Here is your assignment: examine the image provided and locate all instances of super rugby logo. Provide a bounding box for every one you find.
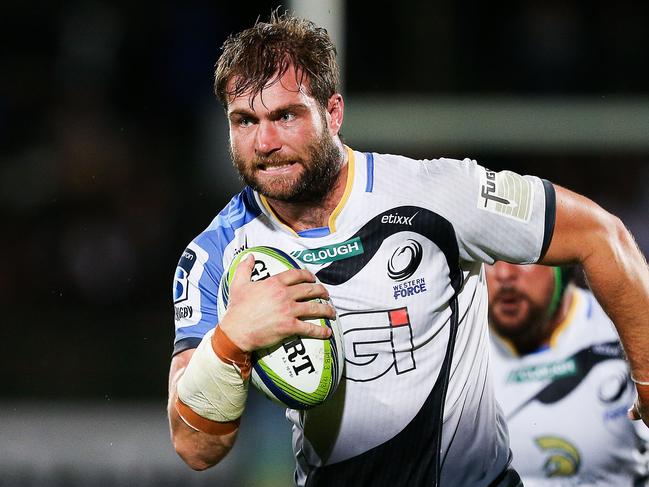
[174,249,196,303]
[388,239,423,281]
[173,245,207,327]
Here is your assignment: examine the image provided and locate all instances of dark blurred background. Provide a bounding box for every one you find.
[1,1,648,485]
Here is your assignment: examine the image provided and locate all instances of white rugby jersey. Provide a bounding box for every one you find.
[173,147,555,486]
[490,287,649,486]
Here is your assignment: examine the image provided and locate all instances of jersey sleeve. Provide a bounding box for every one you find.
[172,238,224,356]
[426,158,555,265]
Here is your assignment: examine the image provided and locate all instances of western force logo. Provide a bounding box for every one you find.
[388,239,423,281]
[174,249,196,303]
[535,436,581,477]
[598,372,628,403]
[393,278,427,300]
[477,168,534,223]
[291,237,364,265]
[381,211,419,226]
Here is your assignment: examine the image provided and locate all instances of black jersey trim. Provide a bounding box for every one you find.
[539,179,556,261]
[172,336,202,356]
[316,206,463,294]
[304,297,461,487]
[488,466,523,487]
[506,340,625,420]
[306,210,463,486]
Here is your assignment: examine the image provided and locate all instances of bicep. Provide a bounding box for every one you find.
[539,184,617,266]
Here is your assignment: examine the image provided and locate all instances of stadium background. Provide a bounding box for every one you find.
[1,1,648,485]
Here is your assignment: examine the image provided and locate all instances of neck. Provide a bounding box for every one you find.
[512,285,575,355]
[265,141,348,233]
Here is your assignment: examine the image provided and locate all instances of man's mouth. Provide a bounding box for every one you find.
[495,292,525,313]
[258,161,296,172]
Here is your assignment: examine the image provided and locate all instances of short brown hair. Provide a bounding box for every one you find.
[214,11,339,109]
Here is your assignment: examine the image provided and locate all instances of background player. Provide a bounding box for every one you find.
[487,263,649,485]
[168,12,649,486]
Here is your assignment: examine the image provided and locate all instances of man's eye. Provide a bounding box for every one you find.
[280,112,295,122]
[239,118,252,127]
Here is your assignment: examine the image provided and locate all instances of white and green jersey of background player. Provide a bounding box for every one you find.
[173,146,556,486]
[491,286,649,486]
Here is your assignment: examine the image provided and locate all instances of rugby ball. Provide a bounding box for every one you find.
[218,246,344,410]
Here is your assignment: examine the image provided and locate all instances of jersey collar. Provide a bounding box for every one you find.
[258,145,356,238]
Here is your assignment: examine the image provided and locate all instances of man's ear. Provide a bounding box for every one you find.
[326,94,344,136]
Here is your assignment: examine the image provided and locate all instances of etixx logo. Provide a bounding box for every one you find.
[381,211,419,226]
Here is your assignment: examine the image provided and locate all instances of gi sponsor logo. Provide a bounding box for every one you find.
[381,211,419,226]
[291,237,364,265]
[535,436,581,477]
[387,239,423,281]
[506,359,576,383]
[340,307,416,382]
[477,168,534,223]
[174,249,196,303]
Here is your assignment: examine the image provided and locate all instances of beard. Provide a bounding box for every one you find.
[230,129,342,205]
[488,289,550,342]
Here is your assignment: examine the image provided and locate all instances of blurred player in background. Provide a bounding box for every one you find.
[487,262,649,486]
[167,11,649,487]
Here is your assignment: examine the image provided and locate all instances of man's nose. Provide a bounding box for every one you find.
[255,121,281,156]
[492,261,519,283]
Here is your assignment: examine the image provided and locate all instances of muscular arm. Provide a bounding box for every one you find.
[167,256,334,470]
[540,185,649,422]
[168,349,238,470]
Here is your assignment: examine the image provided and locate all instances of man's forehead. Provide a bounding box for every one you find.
[226,68,314,111]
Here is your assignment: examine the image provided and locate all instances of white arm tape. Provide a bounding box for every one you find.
[176,329,249,423]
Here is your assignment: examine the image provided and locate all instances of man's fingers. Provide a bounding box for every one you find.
[231,254,256,287]
[275,268,316,286]
[627,404,642,421]
[628,400,642,420]
[293,300,337,320]
[288,282,330,301]
[294,320,333,340]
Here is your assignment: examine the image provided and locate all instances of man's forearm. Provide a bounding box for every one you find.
[580,215,649,380]
[540,185,649,423]
[168,390,237,470]
[168,348,239,470]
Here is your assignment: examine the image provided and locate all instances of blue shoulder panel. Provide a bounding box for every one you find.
[173,187,262,355]
[365,152,375,193]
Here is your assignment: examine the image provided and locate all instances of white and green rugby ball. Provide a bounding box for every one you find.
[218,246,344,410]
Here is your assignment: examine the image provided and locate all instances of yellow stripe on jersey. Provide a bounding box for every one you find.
[328,146,355,233]
[549,288,580,348]
[259,194,300,236]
